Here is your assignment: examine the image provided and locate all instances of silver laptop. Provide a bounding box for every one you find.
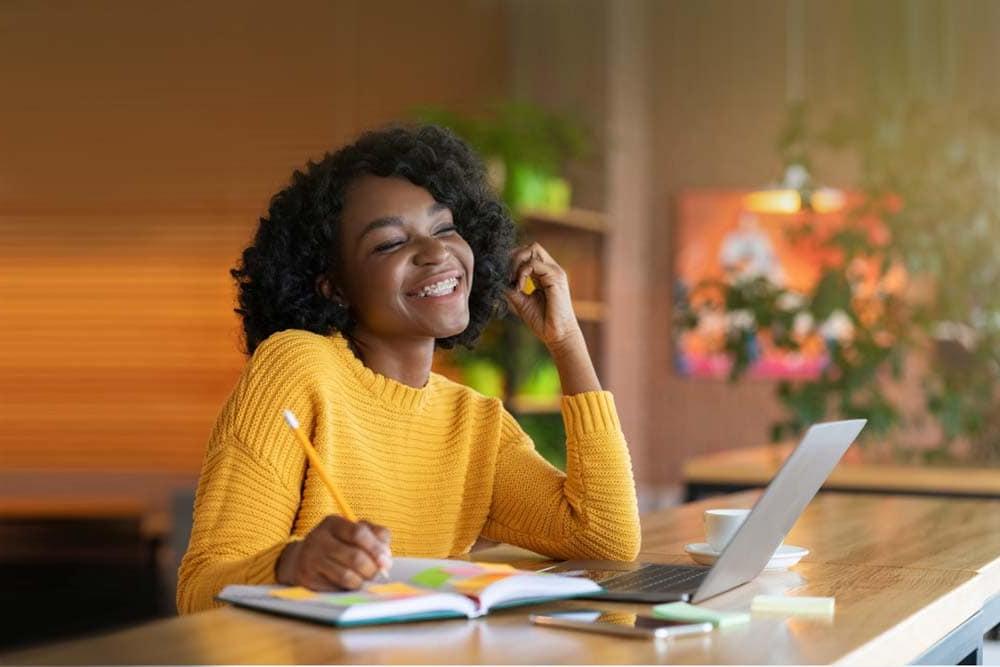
[550,419,866,603]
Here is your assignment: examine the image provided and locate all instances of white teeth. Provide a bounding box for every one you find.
[416,276,459,297]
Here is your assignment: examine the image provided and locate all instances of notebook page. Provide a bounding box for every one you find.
[384,558,601,614]
[218,584,477,625]
[476,573,602,613]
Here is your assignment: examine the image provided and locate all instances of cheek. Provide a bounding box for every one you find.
[352,261,406,311]
[380,261,411,300]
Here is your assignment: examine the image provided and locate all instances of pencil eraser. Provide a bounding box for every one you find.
[750,595,835,616]
[652,601,750,628]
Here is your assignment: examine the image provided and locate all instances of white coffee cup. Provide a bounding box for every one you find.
[704,508,752,553]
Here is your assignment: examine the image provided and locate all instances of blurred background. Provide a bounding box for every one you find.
[3,0,1000,652]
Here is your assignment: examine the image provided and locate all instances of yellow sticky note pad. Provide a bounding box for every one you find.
[751,595,835,616]
[475,562,517,573]
[367,582,427,598]
[452,573,513,594]
[270,587,318,601]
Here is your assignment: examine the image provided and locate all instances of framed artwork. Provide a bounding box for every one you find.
[673,189,859,380]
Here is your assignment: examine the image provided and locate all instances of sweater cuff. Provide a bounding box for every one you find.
[243,537,302,586]
[561,391,622,437]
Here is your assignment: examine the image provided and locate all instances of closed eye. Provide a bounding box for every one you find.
[374,225,457,253]
[374,239,404,253]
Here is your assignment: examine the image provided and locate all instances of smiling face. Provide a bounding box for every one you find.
[326,175,475,342]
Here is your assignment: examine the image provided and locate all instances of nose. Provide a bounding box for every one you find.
[413,235,450,265]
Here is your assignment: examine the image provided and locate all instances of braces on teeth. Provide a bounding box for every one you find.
[417,277,458,297]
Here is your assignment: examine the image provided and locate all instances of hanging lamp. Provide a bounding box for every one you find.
[745,0,845,216]
[744,164,846,214]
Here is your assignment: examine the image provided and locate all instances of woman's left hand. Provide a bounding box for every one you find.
[505,242,582,351]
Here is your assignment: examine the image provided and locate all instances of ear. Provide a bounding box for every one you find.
[315,274,347,307]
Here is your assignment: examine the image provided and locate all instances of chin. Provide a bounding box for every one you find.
[439,323,470,340]
[435,316,470,340]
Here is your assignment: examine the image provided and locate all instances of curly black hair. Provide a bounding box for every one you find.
[231,124,517,356]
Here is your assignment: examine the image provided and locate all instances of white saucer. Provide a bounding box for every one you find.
[684,543,809,570]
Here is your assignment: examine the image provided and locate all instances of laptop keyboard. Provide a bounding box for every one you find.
[602,564,710,593]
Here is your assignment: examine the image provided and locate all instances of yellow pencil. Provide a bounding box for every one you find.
[282,409,390,580]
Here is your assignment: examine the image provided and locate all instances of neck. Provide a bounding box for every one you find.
[347,328,435,389]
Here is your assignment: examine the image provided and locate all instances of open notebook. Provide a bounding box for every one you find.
[217,557,602,627]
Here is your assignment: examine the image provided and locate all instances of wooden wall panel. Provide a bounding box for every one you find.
[1,213,250,471]
[1,1,508,473]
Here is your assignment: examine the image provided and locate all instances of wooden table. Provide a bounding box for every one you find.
[683,444,1000,501]
[5,492,1000,665]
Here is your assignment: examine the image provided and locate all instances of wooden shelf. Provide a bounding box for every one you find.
[508,395,562,415]
[520,208,607,234]
[506,207,606,421]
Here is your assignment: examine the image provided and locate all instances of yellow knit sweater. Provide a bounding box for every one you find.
[176,329,641,614]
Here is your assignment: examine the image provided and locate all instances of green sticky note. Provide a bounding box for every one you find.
[652,601,749,628]
[410,567,451,588]
[320,594,373,606]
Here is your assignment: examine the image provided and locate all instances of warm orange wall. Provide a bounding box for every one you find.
[1,1,508,471]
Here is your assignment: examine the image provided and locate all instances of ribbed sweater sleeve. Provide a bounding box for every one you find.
[176,334,313,614]
[482,390,641,561]
[175,436,302,614]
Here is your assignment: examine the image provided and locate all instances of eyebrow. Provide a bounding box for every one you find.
[358,202,450,240]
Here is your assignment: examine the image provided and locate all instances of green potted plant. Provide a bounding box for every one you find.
[413,102,591,468]
[678,101,1000,463]
[414,101,588,216]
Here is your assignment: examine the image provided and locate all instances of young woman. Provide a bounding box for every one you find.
[177,125,640,614]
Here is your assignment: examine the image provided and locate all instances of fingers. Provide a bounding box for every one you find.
[308,551,366,591]
[295,531,367,591]
[502,288,528,321]
[509,241,556,269]
[504,242,580,347]
[358,520,393,572]
[327,516,393,570]
[326,542,380,583]
[361,520,393,550]
[297,516,393,591]
[508,243,564,293]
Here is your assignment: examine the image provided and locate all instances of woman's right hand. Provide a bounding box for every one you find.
[276,515,392,590]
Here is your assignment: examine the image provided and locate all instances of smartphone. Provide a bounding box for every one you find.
[529,609,713,639]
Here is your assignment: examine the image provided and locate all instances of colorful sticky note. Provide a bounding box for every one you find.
[410,567,452,588]
[451,573,513,595]
[318,594,374,606]
[270,587,319,601]
[367,582,428,599]
[751,595,835,616]
[653,601,750,628]
[474,562,517,573]
[443,565,488,577]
